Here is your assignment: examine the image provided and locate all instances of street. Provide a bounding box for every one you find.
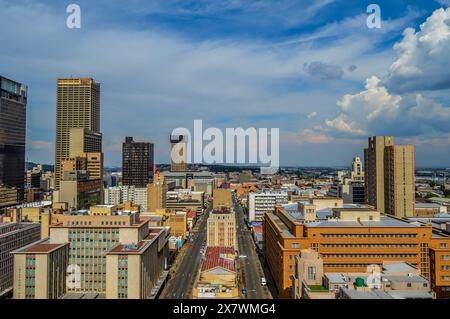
[160,204,211,299]
[234,196,272,299]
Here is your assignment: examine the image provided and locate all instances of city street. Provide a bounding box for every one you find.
[160,203,211,299]
[234,196,272,299]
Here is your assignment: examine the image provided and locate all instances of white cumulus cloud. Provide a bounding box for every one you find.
[386,8,450,92]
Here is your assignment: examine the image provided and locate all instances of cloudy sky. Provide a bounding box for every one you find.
[1,0,450,167]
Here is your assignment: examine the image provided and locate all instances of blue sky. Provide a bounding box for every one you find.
[1,0,450,167]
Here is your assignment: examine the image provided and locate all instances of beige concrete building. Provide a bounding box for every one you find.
[207,209,236,248]
[49,212,150,294]
[384,145,415,217]
[13,240,69,299]
[170,135,187,172]
[213,188,232,209]
[166,189,204,215]
[193,247,238,299]
[147,174,167,212]
[55,78,101,190]
[0,222,41,297]
[364,136,395,213]
[364,136,415,217]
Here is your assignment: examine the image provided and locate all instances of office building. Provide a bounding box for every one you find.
[104,185,147,212]
[147,174,167,212]
[47,212,168,297]
[0,76,27,199]
[161,171,214,196]
[213,188,232,209]
[247,191,288,223]
[12,240,69,299]
[55,78,101,190]
[164,212,188,239]
[207,209,236,248]
[0,222,41,297]
[384,145,415,217]
[0,186,18,209]
[170,135,187,172]
[166,189,204,215]
[264,203,450,298]
[122,137,154,187]
[59,171,102,210]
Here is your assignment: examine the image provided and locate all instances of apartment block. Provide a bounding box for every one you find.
[0,222,41,297]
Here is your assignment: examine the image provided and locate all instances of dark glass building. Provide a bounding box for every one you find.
[0,76,27,200]
[122,137,154,187]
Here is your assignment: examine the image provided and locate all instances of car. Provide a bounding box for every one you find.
[261,277,267,286]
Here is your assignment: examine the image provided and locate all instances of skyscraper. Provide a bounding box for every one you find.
[122,137,154,187]
[170,135,187,172]
[384,145,415,217]
[364,136,415,216]
[0,76,27,200]
[364,136,395,214]
[54,78,101,190]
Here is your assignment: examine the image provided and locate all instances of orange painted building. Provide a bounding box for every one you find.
[264,205,450,298]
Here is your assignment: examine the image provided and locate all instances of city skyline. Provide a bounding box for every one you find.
[1,1,450,168]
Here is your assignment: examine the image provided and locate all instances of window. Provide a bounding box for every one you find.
[307,266,316,281]
[292,243,300,249]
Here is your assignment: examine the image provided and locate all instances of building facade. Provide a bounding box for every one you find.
[207,209,236,248]
[55,78,101,190]
[122,137,154,188]
[13,240,69,299]
[264,205,450,298]
[0,76,27,200]
[0,222,41,297]
[170,135,187,172]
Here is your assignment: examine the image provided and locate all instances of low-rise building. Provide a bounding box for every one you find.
[193,247,238,299]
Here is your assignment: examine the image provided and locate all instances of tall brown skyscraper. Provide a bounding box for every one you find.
[384,145,415,217]
[122,137,154,187]
[147,174,167,212]
[170,135,187,172]
[54,78,101,190]
[364,136,415,217]
[0,76,27,200]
